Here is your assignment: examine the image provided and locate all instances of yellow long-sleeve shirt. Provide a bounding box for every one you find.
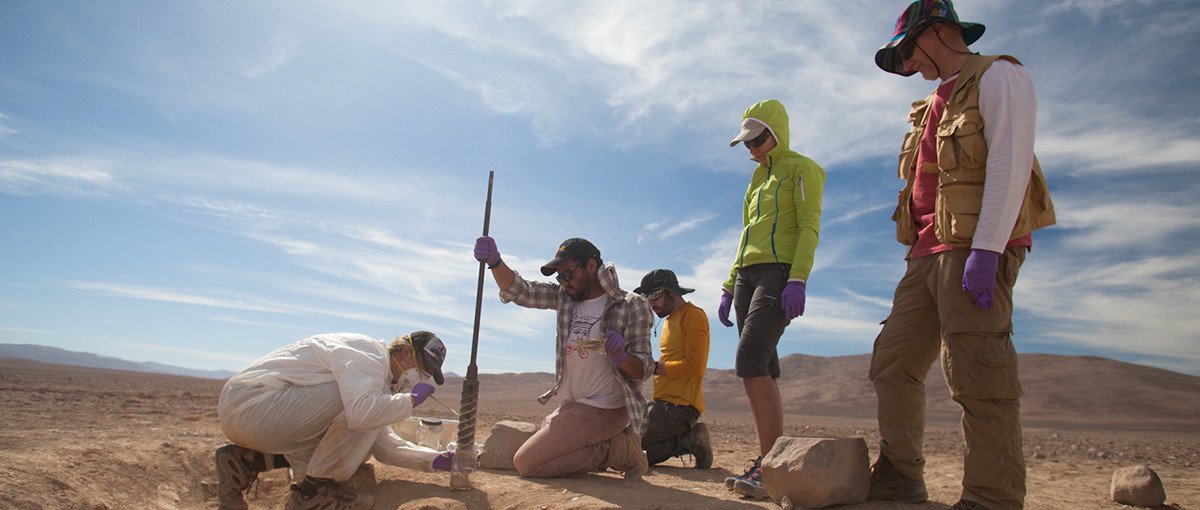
[653,301,709,413]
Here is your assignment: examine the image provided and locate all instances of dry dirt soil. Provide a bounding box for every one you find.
[1,356,1197,510]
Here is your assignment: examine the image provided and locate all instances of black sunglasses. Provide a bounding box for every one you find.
[896,25,929,62]
[744,129,772,149]
[555,261,585,283]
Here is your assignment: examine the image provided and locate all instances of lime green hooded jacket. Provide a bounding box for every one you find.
[723,99,825,291]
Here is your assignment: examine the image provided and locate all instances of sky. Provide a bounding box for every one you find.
[2,1,1199,378]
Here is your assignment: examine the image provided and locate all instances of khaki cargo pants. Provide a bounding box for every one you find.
[870,247,1028,510]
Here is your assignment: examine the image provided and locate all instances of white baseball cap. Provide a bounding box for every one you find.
[729,118,768,147]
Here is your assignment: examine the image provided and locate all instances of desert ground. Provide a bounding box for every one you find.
[1,355,1197,510]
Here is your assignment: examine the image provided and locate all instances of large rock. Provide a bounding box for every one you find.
[760,437,869,508]
[478,421,537,470]
[1110,465,1166,507]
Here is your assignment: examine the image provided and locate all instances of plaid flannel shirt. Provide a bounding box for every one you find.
[499,262,654,435]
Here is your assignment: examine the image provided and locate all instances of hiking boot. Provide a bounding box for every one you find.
[724,456,761,490]
[215,444,260,510]
[867,453,928,503]
[284,478,374,510]
[687,423,713,470]
[732,465,770,500]
[948,500,989,510]
[605,428,649,481]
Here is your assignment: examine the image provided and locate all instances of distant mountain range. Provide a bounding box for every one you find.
[697,353,1200,431]
[0,343,235,380]
[4,343,1199,432]
[0,343,459,381]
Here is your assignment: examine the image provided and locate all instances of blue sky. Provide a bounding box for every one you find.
[2,1,1198,377]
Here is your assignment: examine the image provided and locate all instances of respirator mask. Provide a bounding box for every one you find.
[390,366,427,394]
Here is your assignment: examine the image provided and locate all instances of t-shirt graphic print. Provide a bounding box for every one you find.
[560,294,624,409]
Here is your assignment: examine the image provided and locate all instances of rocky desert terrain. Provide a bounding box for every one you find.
[1,354,1197,509]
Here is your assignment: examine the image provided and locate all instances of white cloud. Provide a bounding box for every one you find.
[203,314,316,332]
[243,31,299,79]
[689,226,742,298]
[334,1,925,163]
[658,213,717,240]
[1038,128,1200,173]
[68,280,444,329]
[0,112,16,137]
[0,158,119,197]
[825,202,893,227]
[1052,198,1200,250]
[1018,252,1200,365]
[145,155,431,202]
[639,213,717,244]
[1045,0,1154,24]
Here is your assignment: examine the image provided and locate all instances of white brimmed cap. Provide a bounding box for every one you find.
[729,118,768,147]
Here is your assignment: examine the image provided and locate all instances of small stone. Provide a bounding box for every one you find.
[781,495,794,510]
[760,437,869,507]
[1110,465,1166,507]
[478,421,537,471]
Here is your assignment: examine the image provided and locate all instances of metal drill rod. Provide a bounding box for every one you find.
[450,170,493,491]
[428,394,459,416]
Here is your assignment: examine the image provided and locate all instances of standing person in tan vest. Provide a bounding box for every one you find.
[869,1,1055,510]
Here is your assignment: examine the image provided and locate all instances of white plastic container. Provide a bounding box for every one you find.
[393,416,459,449]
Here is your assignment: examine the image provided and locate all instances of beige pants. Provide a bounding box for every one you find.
[512,401,629,478]
[870,247,1027,510]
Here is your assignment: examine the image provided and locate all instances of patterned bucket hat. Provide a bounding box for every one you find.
[875,0,985,76]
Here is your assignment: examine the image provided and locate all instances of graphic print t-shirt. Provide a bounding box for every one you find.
[560,294,624,409]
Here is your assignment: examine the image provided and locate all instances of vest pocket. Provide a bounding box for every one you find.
[936,112,987,171]
[896,130,920,180]
[893,187,917,245]
[935,184,981,246]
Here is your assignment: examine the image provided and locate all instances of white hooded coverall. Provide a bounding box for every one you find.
[217,333,439,480]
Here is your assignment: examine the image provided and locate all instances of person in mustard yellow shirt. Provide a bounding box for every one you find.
[634,269,713,469]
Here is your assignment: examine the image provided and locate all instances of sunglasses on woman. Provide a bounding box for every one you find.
[744,129,772,149]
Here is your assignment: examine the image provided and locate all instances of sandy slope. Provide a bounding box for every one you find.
[1,357,1197,509]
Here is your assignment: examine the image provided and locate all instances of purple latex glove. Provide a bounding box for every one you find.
[432,451,454,471]
[717,289,734,328]
[474,236,501,266]
[411,383,435,407]
[780,280,807,320]
[962,249,1000,310]
[604,330,627,364]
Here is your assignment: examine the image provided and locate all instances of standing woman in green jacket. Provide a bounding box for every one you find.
[718,99,825,499]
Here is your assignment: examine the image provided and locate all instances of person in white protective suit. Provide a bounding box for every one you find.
[214,331,453,510]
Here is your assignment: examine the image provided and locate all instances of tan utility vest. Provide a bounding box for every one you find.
[893,54,1056,247]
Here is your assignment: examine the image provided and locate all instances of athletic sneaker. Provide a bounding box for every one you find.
[283,478,374,510]
[688,423,713,470]
[733,464,770,500]
[215,444,260,510]
[724,456,761,490]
